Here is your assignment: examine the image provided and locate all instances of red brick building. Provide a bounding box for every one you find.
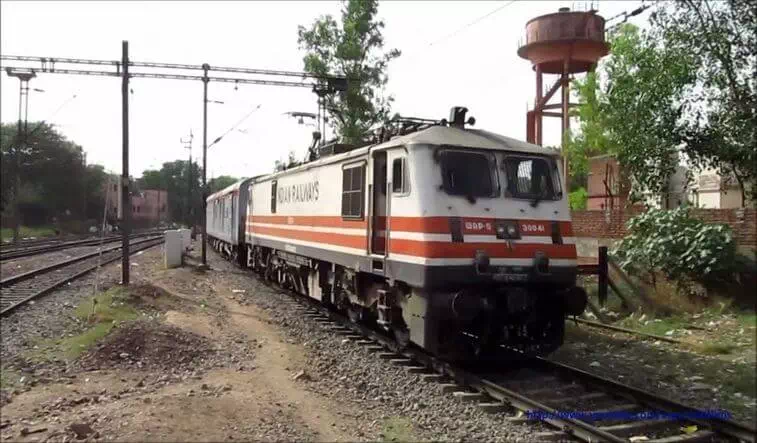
[586,154,630,210]
[131,190,168,226]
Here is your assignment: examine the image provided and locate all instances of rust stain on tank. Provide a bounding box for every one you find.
[517,9,609,74]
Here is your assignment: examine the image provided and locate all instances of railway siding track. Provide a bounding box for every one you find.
[216,250,756,443]
[0,230,162,262]
[0,236,163,316]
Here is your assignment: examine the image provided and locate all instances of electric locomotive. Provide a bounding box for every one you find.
[207,107,587,361]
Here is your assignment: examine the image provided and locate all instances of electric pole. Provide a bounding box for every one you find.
[181,130,194,229]
[5,68,36,244]
[201,64,209,268]
[120,41,131,285]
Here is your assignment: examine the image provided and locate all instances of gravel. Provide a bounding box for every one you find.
[0,245,164,369]
[205,251,542,442]
[0,242,123,280]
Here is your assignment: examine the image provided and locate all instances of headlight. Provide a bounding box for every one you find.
[495,221,520,239]
[506,224,518,237]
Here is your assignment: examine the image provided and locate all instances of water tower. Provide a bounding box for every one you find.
[518,7,609,153]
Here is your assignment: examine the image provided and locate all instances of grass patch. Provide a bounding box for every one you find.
[695,343,738,355]
[736,313,757,329]
[0,225,57,242]
[381,416,415,442]
[617,314,689,337]
[0,368,22,390]
[26,287,139,362]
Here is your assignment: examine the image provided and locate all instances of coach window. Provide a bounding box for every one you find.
[271,181,277,214]
[342,164,365,219]
[392,157,409,195]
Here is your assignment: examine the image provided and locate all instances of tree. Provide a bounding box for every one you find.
[566,24,698,205]
[208,175,240,193]
[298,0,400,145]
[1,122,90,224]
[651,0,757,206]
[274,151,302,172]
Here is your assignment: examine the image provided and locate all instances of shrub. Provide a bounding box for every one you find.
[612,207,738,292]
[569,187,588,210]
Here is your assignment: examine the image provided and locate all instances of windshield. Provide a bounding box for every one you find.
[503,156,559,200]
[439,150,496,199]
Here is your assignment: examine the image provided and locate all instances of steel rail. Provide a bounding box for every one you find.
[0,231,160,261]
[0,237,163,316]
[534,358,756,443]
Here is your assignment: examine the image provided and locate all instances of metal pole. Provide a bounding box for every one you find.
[13,79,23,244]
[6,70,35,243]
[201,63,209,267]
[535,64,543,146]
[121,40,131,285]
[187,150,191,225]
[562,58,571,180]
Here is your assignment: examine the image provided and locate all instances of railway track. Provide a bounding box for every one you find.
[210,250,756,443]
[0,236,164,316]
[0,230,162,261]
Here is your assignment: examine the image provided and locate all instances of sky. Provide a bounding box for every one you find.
[0,0,650,181]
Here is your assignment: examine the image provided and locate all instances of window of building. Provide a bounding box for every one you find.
[271,181,277,214]
[392,157,408,194]
[341,164,364,219]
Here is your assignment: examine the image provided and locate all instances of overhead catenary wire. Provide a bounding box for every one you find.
[208,103,262,149]
[398,0,516,64]
[605,0,656,33]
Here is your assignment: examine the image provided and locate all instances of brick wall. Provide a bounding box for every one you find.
[571,208,757,247]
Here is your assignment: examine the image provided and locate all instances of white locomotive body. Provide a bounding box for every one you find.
[207,109,587,360]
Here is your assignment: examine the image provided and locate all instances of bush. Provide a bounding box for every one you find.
[612,207,738,291]
[569,187,588,210]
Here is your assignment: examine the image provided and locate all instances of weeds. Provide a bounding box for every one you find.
[26,287,139,363]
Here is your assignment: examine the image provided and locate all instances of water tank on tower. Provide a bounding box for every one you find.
[518,7,609,156]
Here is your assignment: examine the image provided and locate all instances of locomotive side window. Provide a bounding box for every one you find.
[503,156,559,201]
[439,150,496,199]
[342,164,364,219]
[392,158,408,194]
[271,181,277,214]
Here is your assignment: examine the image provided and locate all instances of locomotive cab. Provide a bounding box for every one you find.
[368,127,585,359]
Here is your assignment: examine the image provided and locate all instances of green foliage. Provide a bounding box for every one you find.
[298,0,400,144]
[274,151,302,172]
[612,207,738,291]
[651,0,757,206]
[568,25,697,203]
[569,2,757,207]
[0,225,57,242]
[208,175,240,194]
[1,122,105,226]
[568,187,588,210]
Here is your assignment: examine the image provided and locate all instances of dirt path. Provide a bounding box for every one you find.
[1,257,361,442]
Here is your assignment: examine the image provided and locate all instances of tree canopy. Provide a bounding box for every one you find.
[1,122,103,225]
[208,175,240,193]
[298,0,400,145]
[567,1,756,206]
[565,24,697,204]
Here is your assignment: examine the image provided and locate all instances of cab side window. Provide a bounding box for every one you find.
[391,157,408,194]
[342,164,365,219]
